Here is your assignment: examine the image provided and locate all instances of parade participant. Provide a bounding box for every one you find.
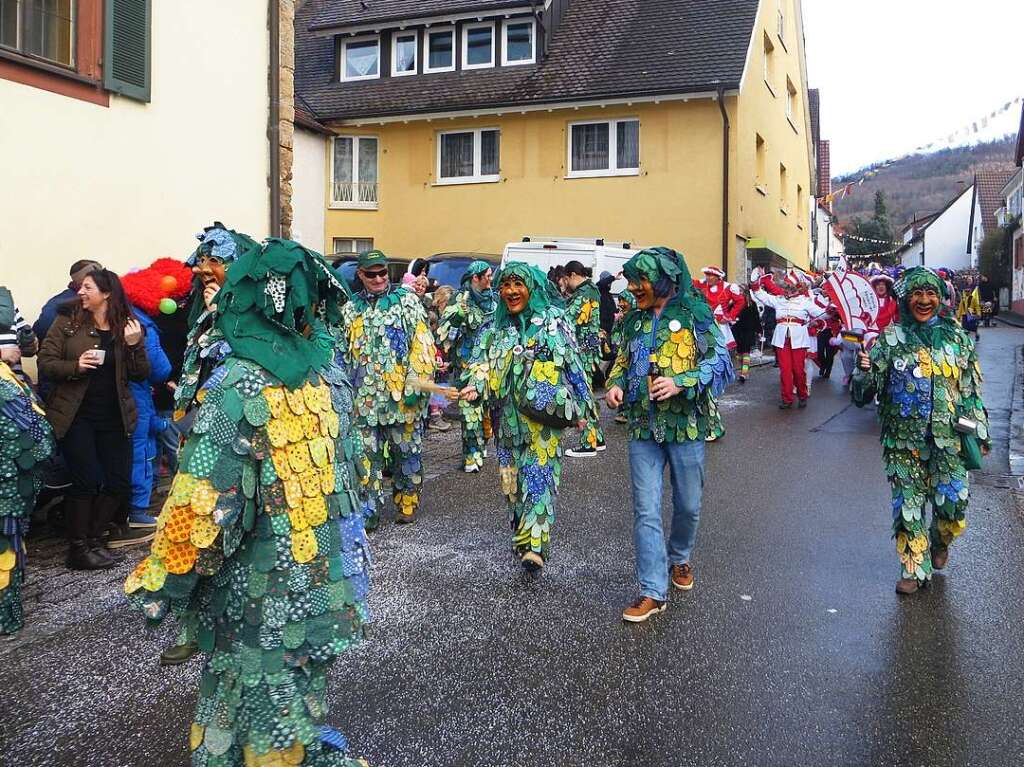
[157,224,259,668]
[852,267,989,595]
[126,238,372,766]
[957,284,981,342]
[0,361,55,635]
[340,249,437,526]
[815,306,842,380]
[732,287,762,383]
[563,261,605,458]
[870,273,899,333]
[436,260,496,473]
[605,247,733,623]
[38,270,151,570]
[751,269,826,409]
[609,291,636,422]
[460,262,596,574]
[694,266,746,352]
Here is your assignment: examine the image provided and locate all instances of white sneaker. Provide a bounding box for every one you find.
[464,464,480,473]
[565,446,598,458]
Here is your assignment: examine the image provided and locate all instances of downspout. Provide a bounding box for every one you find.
[269,0,282,237]
[716,84,730,277]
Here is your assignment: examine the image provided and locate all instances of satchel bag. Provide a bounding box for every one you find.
[514,351,582,430]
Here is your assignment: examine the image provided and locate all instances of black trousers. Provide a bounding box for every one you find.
[60,417,132,501]
[817,330,838,378]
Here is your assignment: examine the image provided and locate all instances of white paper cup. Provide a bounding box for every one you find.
[91,349,107,365]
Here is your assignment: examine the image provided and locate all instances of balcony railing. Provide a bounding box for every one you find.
[332,181,378,207]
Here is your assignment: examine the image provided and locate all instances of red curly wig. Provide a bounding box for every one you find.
[121,258,194,317]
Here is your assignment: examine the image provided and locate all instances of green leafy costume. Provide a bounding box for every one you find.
[852,267,989,584]
[127,238,371,767]
[339,280,436,524]
[607,248,734,442]
[566,280,605,450]
[0,362,55,635]
[468,262,597,559]
[436,266,496,471]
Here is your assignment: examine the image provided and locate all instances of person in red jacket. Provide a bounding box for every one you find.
[870,273,899,333]
[694,266,746,351]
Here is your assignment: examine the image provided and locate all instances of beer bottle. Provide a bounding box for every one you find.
[648,353,660,401]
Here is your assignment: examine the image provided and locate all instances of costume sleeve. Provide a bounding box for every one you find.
[465,326,492,396]
[402,298,437,399]
[125,367,255,625]
[751,286,783,310]
[724,285,746,323]
[435,300,464,357]
[673,319,735,398]
[556,314,598,422]
[960,338,990,449]
[851,335,890,407]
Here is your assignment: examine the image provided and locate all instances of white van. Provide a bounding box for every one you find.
[501,236,643,294]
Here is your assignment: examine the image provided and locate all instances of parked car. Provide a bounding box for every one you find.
[408,252,501,288]
[501,237,642,294]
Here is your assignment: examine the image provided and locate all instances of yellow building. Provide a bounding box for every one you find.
[296,0,816,279]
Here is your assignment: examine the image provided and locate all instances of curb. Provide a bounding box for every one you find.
[1011,345,1024,476]
[995,315,1024,329]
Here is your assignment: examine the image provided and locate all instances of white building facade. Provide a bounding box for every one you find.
[898,185,976,271]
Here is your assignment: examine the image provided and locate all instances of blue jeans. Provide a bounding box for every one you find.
[629,439,705,601]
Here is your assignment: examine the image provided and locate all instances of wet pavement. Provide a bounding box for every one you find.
[2,328,1023,767]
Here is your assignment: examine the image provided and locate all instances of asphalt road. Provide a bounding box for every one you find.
[2,328,1023,767]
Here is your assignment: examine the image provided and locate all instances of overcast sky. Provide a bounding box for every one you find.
[802,0,1024,177]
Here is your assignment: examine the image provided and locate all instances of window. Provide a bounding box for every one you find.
[424,28,455,73]
[755,134,767,191]
[568,119,640,178]
[333,238,374,256]
[437,128,500,184]
[502,18,535,65]
[0,0,75,66]
[796,184,803,226]
[777,1,786,42]
[779,164,789,213]
[462,22,494,69]
[332,136,379,208]
[392,31,417,76]
[786,77,798,123]
[763,33,775,94]
[341,35,380,81]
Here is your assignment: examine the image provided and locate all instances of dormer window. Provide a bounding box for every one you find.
[424,27,455,73]
[341,35,380,81]
[502,19,536,66]
[462,22,495,69]
[392,31,417,76]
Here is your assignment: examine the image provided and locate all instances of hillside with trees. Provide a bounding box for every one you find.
[831,136,1017,230]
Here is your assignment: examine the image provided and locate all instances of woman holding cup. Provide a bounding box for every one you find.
[39,269,150,570]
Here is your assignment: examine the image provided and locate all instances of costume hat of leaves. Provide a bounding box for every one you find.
[493,261,564,327]
[622,247,712,327]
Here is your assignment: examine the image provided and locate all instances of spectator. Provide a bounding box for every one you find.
[38,269,151,570]
[32,260,103,341]
[978,275,997,324]
[0,286,36,382]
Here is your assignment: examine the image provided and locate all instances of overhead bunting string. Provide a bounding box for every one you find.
[819,94,1024,203]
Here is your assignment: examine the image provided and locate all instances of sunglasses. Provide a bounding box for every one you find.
[363,270,388,280]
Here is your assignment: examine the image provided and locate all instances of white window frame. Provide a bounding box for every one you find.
[331,135,380,210]
[566,118,640,179]
[391,30,418,77]
[777,2,786,44]
[332,237,374,257]
[462,21,495,70]
[786,77,797,122]
[435,128,501,186]
[423,26,456,74]
[501,18,536,66]
[340,34,381,82]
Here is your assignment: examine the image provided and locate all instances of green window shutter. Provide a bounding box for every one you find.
[104,0,152,102]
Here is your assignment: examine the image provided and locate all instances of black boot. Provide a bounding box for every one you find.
[91,494,127,563]
[67,539,115,570]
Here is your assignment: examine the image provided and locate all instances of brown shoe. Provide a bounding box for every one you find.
[895,578,921,595]
[622,596,666,623]
[521,550,544,572]
[671,563,694,591]
[931,547,949,570]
